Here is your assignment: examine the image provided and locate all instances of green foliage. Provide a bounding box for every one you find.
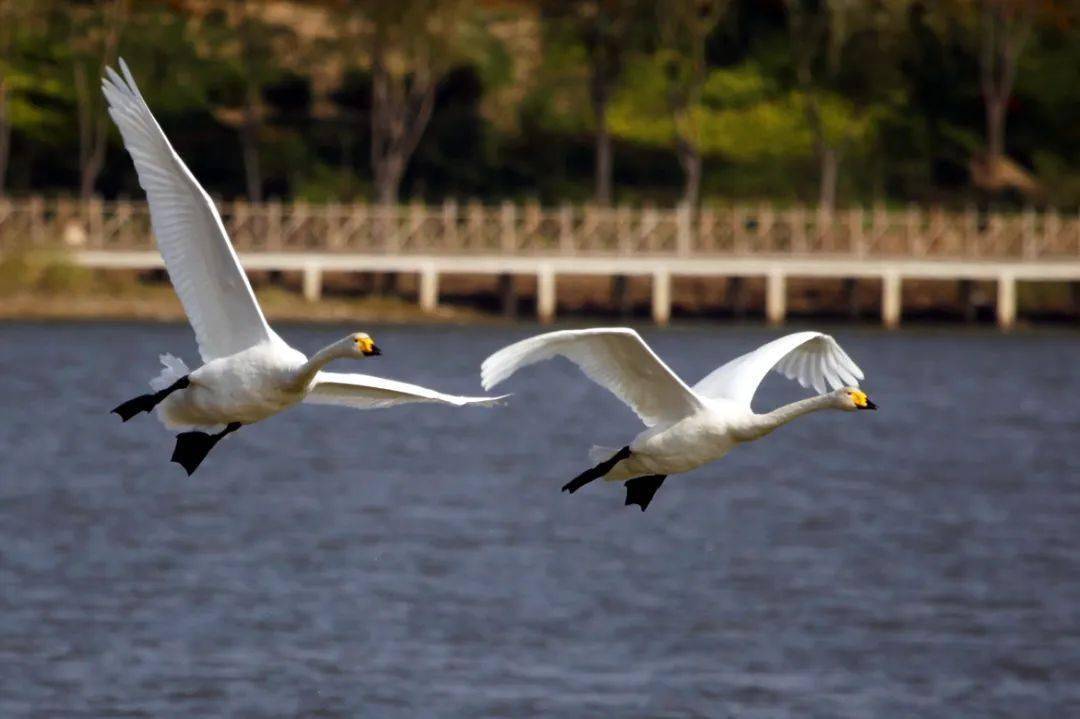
[0,0,1076,206]
[609,58,814,160]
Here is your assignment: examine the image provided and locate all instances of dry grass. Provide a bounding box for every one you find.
[0,248,489,324]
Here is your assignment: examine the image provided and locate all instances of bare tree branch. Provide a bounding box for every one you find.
[73,0,126,199]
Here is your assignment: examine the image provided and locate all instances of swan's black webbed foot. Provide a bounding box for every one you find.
[624,475,666,511]
[562,446,631,493]
[112,376,190,421]
[171,422,241,476]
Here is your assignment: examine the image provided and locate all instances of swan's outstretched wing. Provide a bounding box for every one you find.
[693,331,863,408]
[102,59,279,362]
[305,372,508,410]
[481,328,702,427]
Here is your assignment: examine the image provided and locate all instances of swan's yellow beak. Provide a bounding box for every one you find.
[851,389,876,410]
[356,336,381,356]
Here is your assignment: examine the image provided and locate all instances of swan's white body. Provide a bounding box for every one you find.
[482,328,873,491]
[151,344,308,428]
[103,60,502,437]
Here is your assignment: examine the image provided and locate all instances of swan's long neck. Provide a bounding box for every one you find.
[740,393,837,441]
[291,341,348,390]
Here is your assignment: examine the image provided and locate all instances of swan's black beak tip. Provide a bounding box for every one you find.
[364,345,382,357]
[862,399,877,410]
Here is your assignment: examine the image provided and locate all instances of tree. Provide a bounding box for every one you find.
[183,0,298,202]
[340,0,482,206]
[544,0,642,205]
[233,2,270,202]
[69,0,127,198]
[652,0,728,207]
[783,0,906,211]
[0,0,19,196]
[976,0,1034,187]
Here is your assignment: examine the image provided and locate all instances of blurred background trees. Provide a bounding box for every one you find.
[0,0,1076,207]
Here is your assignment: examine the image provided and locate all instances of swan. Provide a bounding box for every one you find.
[481,328,875,511]
[103,60,504,474]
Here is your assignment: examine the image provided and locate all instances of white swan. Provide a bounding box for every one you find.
[481,328,875,510]
[103,60,504,474]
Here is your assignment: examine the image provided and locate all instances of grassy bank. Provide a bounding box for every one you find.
[0,249,487,325]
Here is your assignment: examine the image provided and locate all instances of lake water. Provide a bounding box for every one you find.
[1,321,1078,717]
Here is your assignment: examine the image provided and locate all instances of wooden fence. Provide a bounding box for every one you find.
[1,197,1078,259]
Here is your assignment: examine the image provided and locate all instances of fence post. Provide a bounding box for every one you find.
[523,199,541,252]
[676,202,692,256]
[1022,206,1037,258]
[501,200,516,253]
[640,202,658,252]
[84,196,103,248]
[617,204,633,254]
[0,197,9,249]
[1042,207,1059,257]
[851,207,865,257]
[907,203,922,256]
[442,199,458,251]
[790,205,806,254]
[559,203,574,254]
[266,200,282,250]
[731,205,746,254]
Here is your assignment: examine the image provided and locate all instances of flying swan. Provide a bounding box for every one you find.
[481,328,875,511]
[103,60,504,474]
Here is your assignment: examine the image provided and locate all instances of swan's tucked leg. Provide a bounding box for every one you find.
[624,475,666,512]
[562,446,631,493]
[171,422,241,476]
[111,376,190,422]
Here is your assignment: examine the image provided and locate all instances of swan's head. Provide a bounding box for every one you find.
[835,387,876,411]
[347,332,381,357]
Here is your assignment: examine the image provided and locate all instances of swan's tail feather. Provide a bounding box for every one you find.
[588,445,618,463]
[147,354,192,429]
[151,353,190,391]
[562,446,631,494]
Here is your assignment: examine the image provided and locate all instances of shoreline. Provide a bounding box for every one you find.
[2,287,1078,332]
[0,287,495,326]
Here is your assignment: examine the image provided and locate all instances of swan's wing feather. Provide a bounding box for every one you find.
[480,327,702,426]
[305,372,508,410]
[693,331,864,408]
[102,59,277,362]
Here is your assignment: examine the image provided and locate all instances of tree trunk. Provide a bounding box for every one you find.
[985,94,1006,163]
[591,74,612,205]
[368,28,434,209]
[593,104,612,206]
[977,0,1032,172]
[72,0,125,200]
[80,153,104,199]
[0,78,9,197]
[240,86,263,202]
[240,126,262,202]
[374,156,403,206]
[74,62,108,200]
[677,139,701,208]
[818,144,838,214]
